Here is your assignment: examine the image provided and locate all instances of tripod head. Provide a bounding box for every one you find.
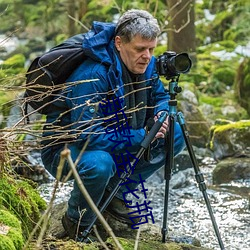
[168,76,182,100]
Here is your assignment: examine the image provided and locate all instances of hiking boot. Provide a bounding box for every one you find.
[105,196,140,225]
[61,213,97,242]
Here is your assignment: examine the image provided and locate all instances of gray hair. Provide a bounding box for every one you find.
[115,9,160,43]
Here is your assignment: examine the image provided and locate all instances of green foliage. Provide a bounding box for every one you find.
[234,57,250,115]
[199,95,224,107]
[1,54,25,69]
[196,0,250,47]
[199,91,248,121]
[0,54,26,84]
[213,67,235,86]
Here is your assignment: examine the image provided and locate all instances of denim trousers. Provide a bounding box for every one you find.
[41,122,185,226]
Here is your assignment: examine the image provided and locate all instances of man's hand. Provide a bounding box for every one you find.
[154,111,169,139]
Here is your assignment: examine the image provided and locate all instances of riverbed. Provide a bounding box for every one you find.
[38,156,250,250]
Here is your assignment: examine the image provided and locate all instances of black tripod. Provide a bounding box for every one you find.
[82,77,225,249]
[161,77,225,249]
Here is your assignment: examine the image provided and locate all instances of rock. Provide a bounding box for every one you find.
[170,168,193,189]
[179,100,211,148]
[209,120,250,160]
[213,157,250,184]
[44,201,212,250]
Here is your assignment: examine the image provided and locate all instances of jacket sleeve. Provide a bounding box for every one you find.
[65,61,146,153]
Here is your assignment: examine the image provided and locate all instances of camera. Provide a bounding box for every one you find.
[156,51,192,79]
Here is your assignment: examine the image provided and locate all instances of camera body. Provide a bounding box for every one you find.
[156,51,192,79]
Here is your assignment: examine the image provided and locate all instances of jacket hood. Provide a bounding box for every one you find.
[82,21,116,65]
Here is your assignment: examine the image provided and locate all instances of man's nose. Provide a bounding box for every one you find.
[142,49,151,59]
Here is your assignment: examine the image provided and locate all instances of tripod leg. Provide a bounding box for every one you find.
[162,114,175,243]
[81,112,168,241]
[177,112,225,250]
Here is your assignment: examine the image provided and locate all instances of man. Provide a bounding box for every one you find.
[41,9,185,241]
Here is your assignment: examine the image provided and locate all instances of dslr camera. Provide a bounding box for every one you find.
[156,51,192,79]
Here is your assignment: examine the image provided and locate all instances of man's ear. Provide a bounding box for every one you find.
[115,36,122,51]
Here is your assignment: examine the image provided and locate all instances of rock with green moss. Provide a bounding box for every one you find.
[209,120,250,160]
[41,202,211,250]
[0,174,47,240]
[0,209,24,250]
[209,119,250,184]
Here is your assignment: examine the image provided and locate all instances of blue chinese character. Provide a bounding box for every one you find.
[112,150,139,177]
[127,201,155,229]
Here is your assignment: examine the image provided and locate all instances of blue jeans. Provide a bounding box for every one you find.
[41,122,185,226]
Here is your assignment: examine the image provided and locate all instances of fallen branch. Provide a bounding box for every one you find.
[61,148,124,250]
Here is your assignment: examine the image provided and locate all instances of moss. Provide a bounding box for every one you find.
[0,174,47,239]
[0,235,16,250]
[7,228,24,249]
[106,237,207,250]
[209,120,250,151]
[213,120,250,133]
[1,54,25,69]
[199,95,224,107]
[0,209,21,229]
[0,209,24,249]
[213,67,235,86]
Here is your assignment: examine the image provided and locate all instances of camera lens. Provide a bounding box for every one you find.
[174,53,192,73]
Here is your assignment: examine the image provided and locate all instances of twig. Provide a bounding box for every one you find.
[93,225,110,250]
[134,225,141,250]
[22,154,65,249]
[68,14,89,31]
[61,148,124,250]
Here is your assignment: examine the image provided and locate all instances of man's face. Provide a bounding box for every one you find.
[115,35,157,74]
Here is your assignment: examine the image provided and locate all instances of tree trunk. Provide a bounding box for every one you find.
[67,0,76,36]
[167,0,196,62]
[78,0,88,20]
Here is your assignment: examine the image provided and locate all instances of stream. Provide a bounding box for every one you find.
[38,155,250,250]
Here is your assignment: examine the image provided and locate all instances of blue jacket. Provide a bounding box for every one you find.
[44,21,170,153]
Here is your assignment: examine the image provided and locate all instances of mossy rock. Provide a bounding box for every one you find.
[0,209,24,250]
[0,174,47,239]
[106,237,210,250]
[209,120,250,160]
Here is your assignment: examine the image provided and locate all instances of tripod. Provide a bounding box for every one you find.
[82,77,225,250]
[161,77,225,249]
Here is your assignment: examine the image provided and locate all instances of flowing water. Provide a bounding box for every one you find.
[38,156,250,250]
